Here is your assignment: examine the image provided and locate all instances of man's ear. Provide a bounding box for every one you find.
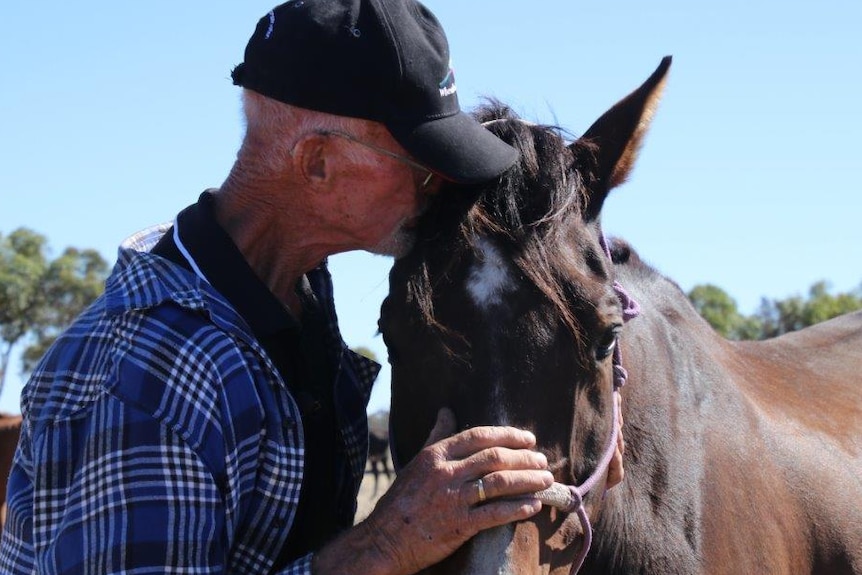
[291,133,330,184]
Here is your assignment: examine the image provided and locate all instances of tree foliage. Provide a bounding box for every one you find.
[352,345,378,363]
[688,284,761,340]
[0,228,109,397]
[688,280,862,340]
[755,281,862,338]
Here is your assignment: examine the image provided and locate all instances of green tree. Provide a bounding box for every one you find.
[690,280,862,341]
[687,284,762,340]
[0,228,109,397]
[352,345,378,363]
[757,281,862,338]
[0,229,49,396]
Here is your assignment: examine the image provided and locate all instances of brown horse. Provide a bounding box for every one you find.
[379,57,862,574]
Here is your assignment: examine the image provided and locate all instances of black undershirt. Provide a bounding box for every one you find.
[150,191,342,563]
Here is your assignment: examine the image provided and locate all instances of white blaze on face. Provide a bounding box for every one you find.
[466,238,515,310]
[462,239,520,572]
[465,237,515,426]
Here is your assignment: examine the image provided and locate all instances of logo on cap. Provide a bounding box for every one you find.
[439,66,457,97]
[265,10,276,39]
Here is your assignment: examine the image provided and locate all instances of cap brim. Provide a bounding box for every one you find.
[389,112,519,185]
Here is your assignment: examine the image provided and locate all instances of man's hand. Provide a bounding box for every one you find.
[313,408,553,575]
[605,392,625,491]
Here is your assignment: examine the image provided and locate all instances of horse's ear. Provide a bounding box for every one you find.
[572,56,671,221]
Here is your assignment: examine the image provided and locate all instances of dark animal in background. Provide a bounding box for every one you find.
[366,430,394,497]
[380,57,862,574]
[0,414,22,529]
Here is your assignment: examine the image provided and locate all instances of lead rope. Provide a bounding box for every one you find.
[535,232,639,574]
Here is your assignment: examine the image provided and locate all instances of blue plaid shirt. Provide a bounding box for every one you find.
[0,224,380,574]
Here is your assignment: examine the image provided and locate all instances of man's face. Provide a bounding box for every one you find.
[370,163,441,257]
[326,129,442,257]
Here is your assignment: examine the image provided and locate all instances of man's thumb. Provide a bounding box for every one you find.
[423,407,457,447]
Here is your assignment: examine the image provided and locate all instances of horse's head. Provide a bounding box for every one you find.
[379,57,670,574]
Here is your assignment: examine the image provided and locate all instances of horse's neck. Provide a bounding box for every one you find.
[615,261,728,381]
[583,263,730,573]
[592,266,862,574]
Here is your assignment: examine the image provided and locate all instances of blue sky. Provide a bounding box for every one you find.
[2,0,860,414]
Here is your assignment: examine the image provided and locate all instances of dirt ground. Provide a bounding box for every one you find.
[355,469,394,523]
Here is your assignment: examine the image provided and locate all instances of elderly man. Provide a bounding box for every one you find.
[0,1,623,574]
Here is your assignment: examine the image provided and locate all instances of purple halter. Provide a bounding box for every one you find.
[387,231,639,574]
[551,232,639,574]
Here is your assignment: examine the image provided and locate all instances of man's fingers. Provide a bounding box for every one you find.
[453,446,548,480]
[439,426,538,460]
[465,470,555,505]
[606,444,624,489]
[605,392,626,490]
[423,407,457,447]
[467,496,544,531]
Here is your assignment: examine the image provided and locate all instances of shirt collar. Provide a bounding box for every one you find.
[174,190,298,338]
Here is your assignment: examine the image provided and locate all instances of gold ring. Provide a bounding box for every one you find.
[476,478,486,503]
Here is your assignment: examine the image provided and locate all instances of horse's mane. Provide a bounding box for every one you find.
[404,102,598,345]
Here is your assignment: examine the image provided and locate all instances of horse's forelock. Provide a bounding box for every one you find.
[472,102,588,235]
[397,103,597,360]
[469,104,595,347]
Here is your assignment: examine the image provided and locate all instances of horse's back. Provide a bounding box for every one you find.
[623,268,862,573]
[723,311,862,573]
[732,309,862,433]
[759,309,862,371]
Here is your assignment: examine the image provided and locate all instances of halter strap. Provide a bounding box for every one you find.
[535,232,639,574]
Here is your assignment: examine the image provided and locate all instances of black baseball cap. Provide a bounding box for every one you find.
[231,0,518,184]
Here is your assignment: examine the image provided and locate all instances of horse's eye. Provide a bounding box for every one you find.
[595,327,620,361]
